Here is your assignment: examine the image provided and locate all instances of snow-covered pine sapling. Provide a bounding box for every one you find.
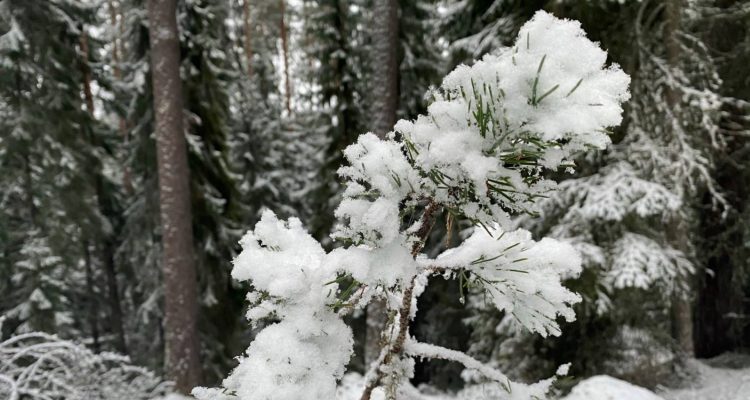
[193,11,630,400]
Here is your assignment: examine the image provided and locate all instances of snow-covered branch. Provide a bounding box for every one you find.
[0,332,169,400]
[194,10,629,400]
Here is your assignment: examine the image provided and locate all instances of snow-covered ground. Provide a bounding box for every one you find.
[660,357,750,400]
[335,356,750,400]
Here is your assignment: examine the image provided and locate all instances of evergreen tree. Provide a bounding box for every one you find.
[466,0,744,386]
[0,0,116,347]
[301,0,372,240]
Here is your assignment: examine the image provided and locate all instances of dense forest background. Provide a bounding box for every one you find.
[1,0,749,396]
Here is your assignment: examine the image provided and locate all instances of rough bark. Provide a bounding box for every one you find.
[279,0,291,113]
[369,0,399,135]
[364,0,401,370]
[147,0,203,392]
[242,0,253,78]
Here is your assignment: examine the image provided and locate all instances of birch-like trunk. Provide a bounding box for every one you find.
[147,0,203,392]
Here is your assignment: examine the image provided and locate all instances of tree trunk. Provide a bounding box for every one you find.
[242,0,253,78]
[663,0,694,357]
[79,25,130,356]
[107,0,134,194]
[147,0,203,392]
[108,0,122,81]
[670,291,694,355]
[364,0,400,368]
[78,29,95,115]
[279,0,291,113]
[102,237,129,354]
[83,241,100,353]
[369,0,399,135]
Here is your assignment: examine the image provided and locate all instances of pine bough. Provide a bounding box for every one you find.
[194,11,630,400]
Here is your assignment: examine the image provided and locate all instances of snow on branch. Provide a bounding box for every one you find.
[425,225,582,337]
[194,11,629,400]
[0,331,169,400]
[405,339,569,399]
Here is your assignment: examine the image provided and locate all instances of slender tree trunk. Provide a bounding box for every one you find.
[83,241,100,353]
[108,0,122,81]
[107,0,134,194]
[147,0,203,392]
[108,0,125,130]
[242,0,253,78]
[79,29,95,115]
[102,239,129,354]
[279,0,292,113]
[364,0,400,369]
[663,0,694,357]
[79,26,130,355]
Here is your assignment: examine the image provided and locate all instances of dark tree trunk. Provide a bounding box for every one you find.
[79,30,95,115]
[242,0,253,79]
[79,25,130,356]
[147,0,203,392]
[280,0,291,113]
[663,0,695,356]
[102,238,128,354]
[369,0,399,135]
[83,241,100,353]
[364,0,400,368]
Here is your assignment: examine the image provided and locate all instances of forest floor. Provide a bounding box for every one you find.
[335,354,750,400]
[659,355,750,400]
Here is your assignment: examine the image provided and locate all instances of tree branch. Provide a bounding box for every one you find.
[359,201,439,400]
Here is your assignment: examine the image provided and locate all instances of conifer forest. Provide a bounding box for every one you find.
[1,0,750,399]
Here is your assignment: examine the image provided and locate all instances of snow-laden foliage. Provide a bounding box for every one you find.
[0,329,169,400]
[465,2,746,385]
[427,227,582,337]
[205,212,355,400]
[608,233,692,290]
[395,11,629,227]
[518,1,732,305]
[194,11,629,400]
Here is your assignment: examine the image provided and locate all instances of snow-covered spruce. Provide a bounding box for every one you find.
[194,11,629,400]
